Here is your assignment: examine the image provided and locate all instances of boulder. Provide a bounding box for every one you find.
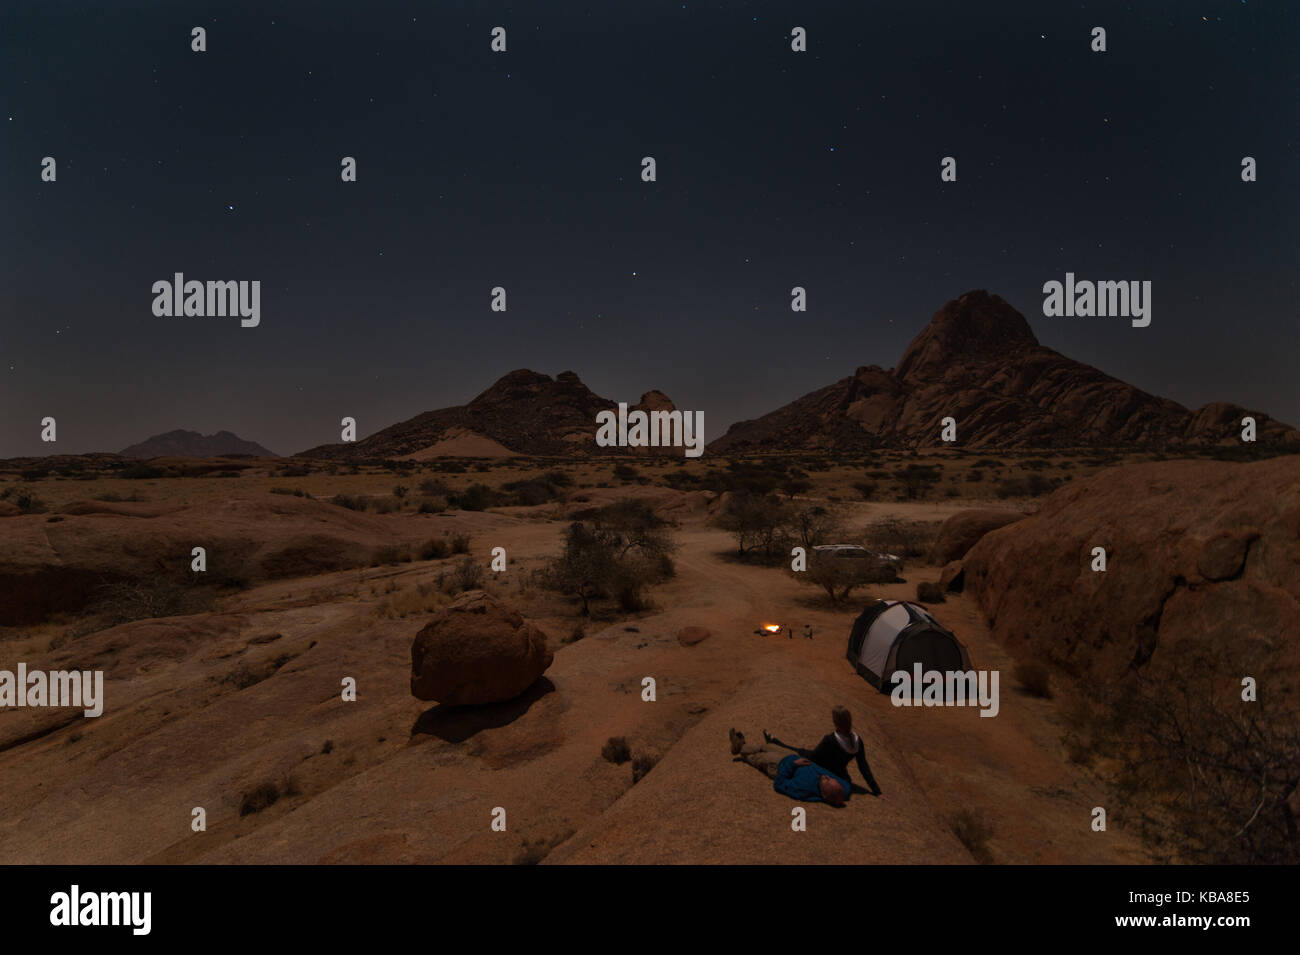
[677,626,712,647]
[927,508,1024,564]
[961,457,1300,686]
[410,590,553,705]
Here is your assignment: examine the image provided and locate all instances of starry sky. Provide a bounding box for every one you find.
[1,0,1296,457]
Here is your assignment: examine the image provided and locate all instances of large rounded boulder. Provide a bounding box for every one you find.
[961,457,1300,686]
[410,590,553,705]
[927,508,1024,565]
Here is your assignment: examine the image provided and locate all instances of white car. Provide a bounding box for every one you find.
[811,544,903,576]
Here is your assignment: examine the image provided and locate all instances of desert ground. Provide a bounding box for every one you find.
[0,448,1289,864]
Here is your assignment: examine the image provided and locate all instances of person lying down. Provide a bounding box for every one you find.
[729,727,851,807]
[730,705,885,807]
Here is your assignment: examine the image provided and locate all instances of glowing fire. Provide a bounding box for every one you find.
[762,623,782,633]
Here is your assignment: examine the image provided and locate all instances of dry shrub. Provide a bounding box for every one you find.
[601,736,631,764]
[632,752,658,783]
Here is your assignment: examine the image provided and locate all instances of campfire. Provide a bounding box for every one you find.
[757,623,782,634]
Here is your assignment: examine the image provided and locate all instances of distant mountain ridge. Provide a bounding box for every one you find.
[296,370,678,459]
[708,290,1298,452]
[120,430,276,458]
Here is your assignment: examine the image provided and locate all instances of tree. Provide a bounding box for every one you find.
[547,501,676,615]
[779,477,813,500]
[717,491,791,562]
[894,463,942,500]
[789,504,843,551]
[800,552,898,603]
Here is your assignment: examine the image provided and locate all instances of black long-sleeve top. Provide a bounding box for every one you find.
[809,733,882,796]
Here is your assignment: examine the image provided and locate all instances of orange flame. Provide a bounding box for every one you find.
[762,623,782,633]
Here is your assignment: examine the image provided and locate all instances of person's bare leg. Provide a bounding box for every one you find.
[731,729,784,778]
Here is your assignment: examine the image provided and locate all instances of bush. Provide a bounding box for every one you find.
[995,474,1056,498]
[332,493,368,511]
[371,544,413,566]
[632,752,658,783]
[449,534,471,554]
[419,478,452,497]
[238,775,301,817]
[893,463,942,500]
[852,481,878,500]
[0,487,47,513]
[503,477,563,506]
[239,781,281,816]
[121,464,165,480]
[452,556,484,592]
[601,736,632,764]
[452,483,503,511]
[419,538,450,561]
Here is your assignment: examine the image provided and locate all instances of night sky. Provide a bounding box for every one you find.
[2,0,1296,457]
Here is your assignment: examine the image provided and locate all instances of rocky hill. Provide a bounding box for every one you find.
[297,369,676,459]
[121,430,275,458]
[709,291,1298,452]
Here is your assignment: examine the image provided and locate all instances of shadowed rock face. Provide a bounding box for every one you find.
[410,591,554,705]
[960,456,1300,687]
[709,290,1298,451]
[296,370,677,459]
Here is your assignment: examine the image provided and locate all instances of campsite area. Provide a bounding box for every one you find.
[7,446,1263,865]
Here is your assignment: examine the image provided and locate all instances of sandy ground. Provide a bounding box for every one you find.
[0,489,1150,865]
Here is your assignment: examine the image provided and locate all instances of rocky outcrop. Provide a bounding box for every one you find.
[709,291,1298,451]
[410,591,553,705]
[297,370,678,459]
[927,508,1025,565]
[960,457,1300,686]
[0,495,432,625]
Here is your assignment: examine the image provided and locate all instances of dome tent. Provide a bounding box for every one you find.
[846,600,972,693]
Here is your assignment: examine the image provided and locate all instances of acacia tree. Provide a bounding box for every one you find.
[548,501,676,615]
[717,491,791,562]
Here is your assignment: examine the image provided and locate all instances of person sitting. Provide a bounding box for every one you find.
[764,705,883,797]
[729,728,850,807]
